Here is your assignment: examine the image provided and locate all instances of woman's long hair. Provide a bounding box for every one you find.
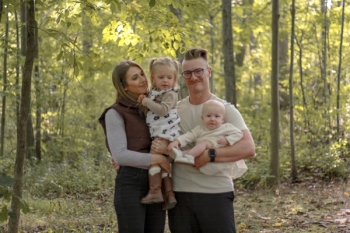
[112,60,148,115]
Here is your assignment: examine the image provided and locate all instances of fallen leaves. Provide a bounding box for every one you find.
[235,180,350,232]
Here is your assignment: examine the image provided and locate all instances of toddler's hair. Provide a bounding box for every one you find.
[149,57,180,87]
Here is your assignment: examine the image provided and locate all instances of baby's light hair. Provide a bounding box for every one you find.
[149,57,180,88]
[202,100,226,116]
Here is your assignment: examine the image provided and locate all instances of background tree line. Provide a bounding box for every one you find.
[0,0,349,231]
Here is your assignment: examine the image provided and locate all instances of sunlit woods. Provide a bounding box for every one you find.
[0,0,350,228]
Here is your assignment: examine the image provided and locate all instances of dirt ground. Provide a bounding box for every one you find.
[1,180,349,233]
[234,180,350,232]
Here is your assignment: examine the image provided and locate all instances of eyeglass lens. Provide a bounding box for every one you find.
[182,68,204,78]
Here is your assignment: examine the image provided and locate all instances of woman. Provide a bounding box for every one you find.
[99,60,170,233]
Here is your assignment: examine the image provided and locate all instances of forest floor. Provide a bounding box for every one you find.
[1,179,349,233]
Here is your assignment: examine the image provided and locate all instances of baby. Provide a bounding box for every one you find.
[168,99,247,178]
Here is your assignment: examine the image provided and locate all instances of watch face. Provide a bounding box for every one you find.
[209,149,216,156]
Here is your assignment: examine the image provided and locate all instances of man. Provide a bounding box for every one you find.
[167,47,255,233]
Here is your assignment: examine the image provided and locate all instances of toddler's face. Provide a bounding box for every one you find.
[201,105,225,130]
[152,66,176,91]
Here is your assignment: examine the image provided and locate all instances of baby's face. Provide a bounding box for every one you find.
[201,105,225,130]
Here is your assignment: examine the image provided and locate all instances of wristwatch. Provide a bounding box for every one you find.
[208,149,217,162]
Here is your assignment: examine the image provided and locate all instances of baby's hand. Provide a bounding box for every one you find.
[217,138,229,147]
[137,94,145,103]
[167,140,180,151]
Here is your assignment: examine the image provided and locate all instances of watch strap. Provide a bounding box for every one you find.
[208,149,217,162]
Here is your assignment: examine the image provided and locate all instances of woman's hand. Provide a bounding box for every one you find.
[152,138,169,154]
[111,158,120,171]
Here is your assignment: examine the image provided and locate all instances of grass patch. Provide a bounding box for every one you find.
[1,180,349,232]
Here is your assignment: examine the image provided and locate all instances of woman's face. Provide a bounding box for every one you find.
[124,66,148,99]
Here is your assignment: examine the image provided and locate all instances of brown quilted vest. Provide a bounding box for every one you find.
[98,97,151,153]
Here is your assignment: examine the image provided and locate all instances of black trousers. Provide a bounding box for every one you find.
[168,191,236,233]
[114,166,165,233]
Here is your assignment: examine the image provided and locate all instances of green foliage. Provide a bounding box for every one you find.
[0,206,8,222]
[1,0,350,198]
[0,174,30,223]
[0,174,13,223]
[0,175,14,188]
[149,0,156,8]
[24,155,115,197]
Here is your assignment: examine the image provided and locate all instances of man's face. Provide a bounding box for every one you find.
[182,58,211,94]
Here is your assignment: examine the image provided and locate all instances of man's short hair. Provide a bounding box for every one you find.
[183,48,208,61]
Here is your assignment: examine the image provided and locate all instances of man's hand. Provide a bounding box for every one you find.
[194,149,211,169]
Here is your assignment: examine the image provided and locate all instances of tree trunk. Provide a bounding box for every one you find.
[278,35,289,80]
[26,114,34,160]
[20,1,26,55]
[82,7,93,79]
[336,0,345,137]
[20,0,35,160]
[0,12,9,158]
[0,0,3,23]
[169,5,187,100]
[321,0,327,105]
[209,14,215,93]
[8,0,36,232]
[289,0,297,182]
[269,0,280,187]
[295,38,309,129]
[34,20,42,162]
[60,76,68,138]
[15,11,20,121]
[222,0,236,106]
[82,6,94,104]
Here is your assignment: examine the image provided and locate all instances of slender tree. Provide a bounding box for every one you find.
[269,0,280,187]
[295,37,308,129]
[19,0,35,160]
[289,0,297,182]
[169,5,187,99]
[8,0,36,231]
[208,8,220,93]
[0,12,9,158]
[0,0,3,23]
[15,11,20,120]
[209,14,215,93]
[321,0,328,106]
[222,0,236,106]
[336,0,345,136]
[34,19,41,161]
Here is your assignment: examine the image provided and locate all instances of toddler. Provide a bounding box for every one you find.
[137,57,180,210]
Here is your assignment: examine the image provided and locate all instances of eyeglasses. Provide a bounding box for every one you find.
[182,68,208,79]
